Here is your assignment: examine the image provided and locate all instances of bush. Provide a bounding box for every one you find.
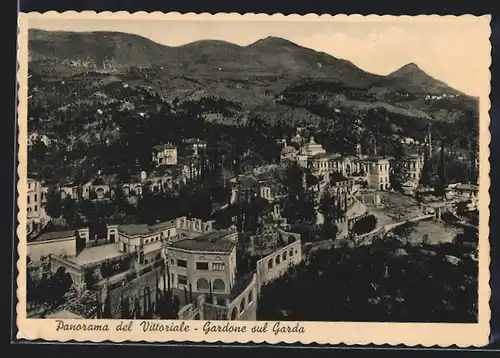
[352,215,378,235]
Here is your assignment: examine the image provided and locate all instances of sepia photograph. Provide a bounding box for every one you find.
[16,12,491,346]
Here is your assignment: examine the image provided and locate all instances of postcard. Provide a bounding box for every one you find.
[16,11,491,346]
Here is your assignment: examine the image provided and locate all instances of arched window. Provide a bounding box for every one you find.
[248,289,254,303]
[283,251,287,260]
[197,278,209,291]
[275,255,281,265]
[213,279,225,292]
[267,259,273,269]
[230,307,238,320]
[240,298,246,312]
[290,249,294,257]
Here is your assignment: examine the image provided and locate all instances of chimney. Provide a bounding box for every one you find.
[78,228,90,244]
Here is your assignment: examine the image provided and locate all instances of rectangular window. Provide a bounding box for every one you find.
[34,205,38,212]
[170,259,174,266]
[196,262,209,270]
[177,259,187,268]
[177,275,187,287]
[27,195,30,204]
[34,194,37,202]
[28,182,31,189]
[212,262,225,271]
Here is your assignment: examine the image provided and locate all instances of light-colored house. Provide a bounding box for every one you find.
[152,143,178,166]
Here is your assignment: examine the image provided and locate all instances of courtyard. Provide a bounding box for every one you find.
[364,191,423,227]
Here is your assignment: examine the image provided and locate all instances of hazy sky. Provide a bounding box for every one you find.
[28,15,491,96]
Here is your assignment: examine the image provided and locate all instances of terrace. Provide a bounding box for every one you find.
[170,230,237,253]
[68,243,123,267]
[230,271,256,300]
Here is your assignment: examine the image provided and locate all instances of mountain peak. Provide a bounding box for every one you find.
[249,36,298,47]
[389,62,426,77]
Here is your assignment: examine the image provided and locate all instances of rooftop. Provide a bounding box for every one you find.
[153,143,177,151]
[118,220,176,236]
[310,153,342,160]
[28,229,76,243]
[68,243,123,266]
[346,201,368,220]
[170,230,236,253]
[366,155,392,162]
[149,220,176,232]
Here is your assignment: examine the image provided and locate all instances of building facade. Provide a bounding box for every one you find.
[367,156,391,190]
[166,230,239,305]
[405,154,424,185]
[152,144,178,166]
[308,153,391,190]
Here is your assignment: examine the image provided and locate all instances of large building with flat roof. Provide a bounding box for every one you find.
[166,230,238,306]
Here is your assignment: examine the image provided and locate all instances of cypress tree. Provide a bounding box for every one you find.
[436,140,447,196]
[154,273,162,317]
[419,142,432,187]
[183,286,189,305]
[146,285,153,318]
[102,287,112,318]
[143,287,148,319]
[134,295,141,319]
[166,262,171,291]
[120,294,131,319]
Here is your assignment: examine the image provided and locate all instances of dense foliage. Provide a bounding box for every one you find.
[258,228,478,322]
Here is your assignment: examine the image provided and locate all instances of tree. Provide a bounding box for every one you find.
[435,140,448,196]
[120,294,132,319]
[61,196,78,227]
[26,257,35,303]
[319,192,337,222]
[352,215,378,235]
[419,144,432,188]
[390,143,410,191]
[44,186,62,218]
[321,221,339,240]
[102,287,113,318]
